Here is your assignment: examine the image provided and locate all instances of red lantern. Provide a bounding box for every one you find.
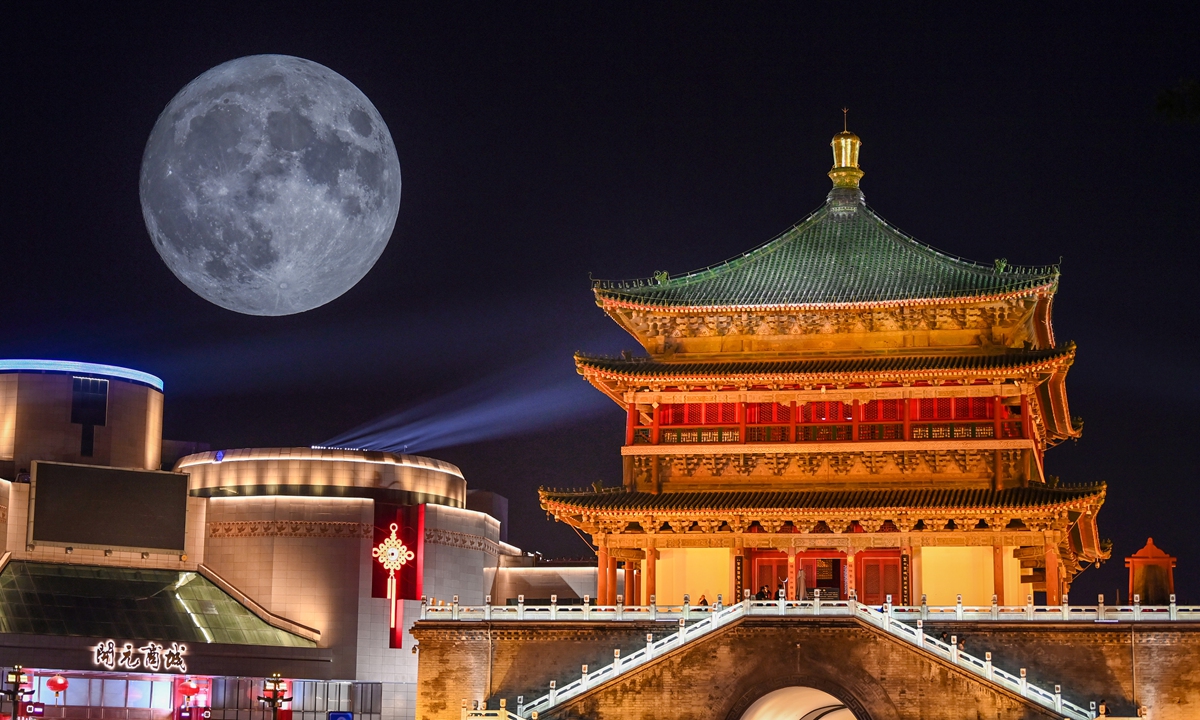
[179,681,200,698]
[47,675,68,696]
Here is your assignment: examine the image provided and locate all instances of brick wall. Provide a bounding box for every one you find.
[412,622,666,716]
[413,617,1200,720]
[924,621,1200,719]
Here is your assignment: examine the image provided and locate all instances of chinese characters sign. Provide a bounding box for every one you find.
[93,640,188,673]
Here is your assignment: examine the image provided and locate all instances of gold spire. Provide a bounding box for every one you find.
[828,108,864,189]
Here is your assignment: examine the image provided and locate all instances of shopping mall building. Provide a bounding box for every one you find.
[0,360,592,720]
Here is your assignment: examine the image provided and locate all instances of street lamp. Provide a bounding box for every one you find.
[257,674,291,720]
[2,666,30,719]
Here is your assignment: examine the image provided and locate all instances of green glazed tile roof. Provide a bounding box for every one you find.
[575,346,1074,381]
[593,189,1059,309]
[0,562,315,646]
[539,485,1105,513]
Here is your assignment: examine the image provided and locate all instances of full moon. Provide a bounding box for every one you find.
[140,55,401,315]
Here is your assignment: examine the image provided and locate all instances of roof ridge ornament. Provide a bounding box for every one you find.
[828,110,864,190]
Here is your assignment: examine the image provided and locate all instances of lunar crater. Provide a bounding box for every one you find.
[141,54,400,315]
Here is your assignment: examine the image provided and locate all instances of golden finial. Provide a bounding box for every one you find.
[828,109,863,189]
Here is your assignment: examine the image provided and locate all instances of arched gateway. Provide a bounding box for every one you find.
[740,686,858,720]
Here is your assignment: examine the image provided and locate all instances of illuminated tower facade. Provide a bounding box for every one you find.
[541,127,1107,608]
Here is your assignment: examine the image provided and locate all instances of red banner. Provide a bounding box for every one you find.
[371,503,424,648]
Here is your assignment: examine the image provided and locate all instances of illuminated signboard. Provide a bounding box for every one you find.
[31,462,189,552]
[93,640,187,673]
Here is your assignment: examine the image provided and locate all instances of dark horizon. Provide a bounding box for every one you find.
[4,3,1198,602]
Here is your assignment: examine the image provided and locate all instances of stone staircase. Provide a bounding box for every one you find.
[456,596,1096,719]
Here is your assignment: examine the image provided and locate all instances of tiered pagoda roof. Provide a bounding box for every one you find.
[540,483,1106,514]
[576,345,1075,384]
[593,187,1059,312]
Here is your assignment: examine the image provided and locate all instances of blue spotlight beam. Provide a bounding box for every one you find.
[323,364,613,454]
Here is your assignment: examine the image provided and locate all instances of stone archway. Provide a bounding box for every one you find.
[739,686,857,720]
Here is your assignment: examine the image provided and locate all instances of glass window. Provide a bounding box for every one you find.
[330,684,348,711]
[71,376,109,426]
[127,680,152,708]
[210,678,226,709]
[291,681,306,712]
[151,681,174,710]
[102,679,127,707]
[66,677,90,706]
[90,679,105,706]
[236,678,254,709]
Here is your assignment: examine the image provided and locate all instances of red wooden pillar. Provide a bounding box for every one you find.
[993,395,1002,438]
[645,547,658,605]
[903,397,912,440]
[1019,393,1029,439]
[845,549,857,599]
[625,403,636,445]
[852,399,860,441]
[790,401,798,443]
[787,549,797,600]
[1044,545,1061,605]
[608,556,619,605]
[738,401,747,443]
[993,545,1006,604]
[597,544,609,604]
[652,403,661,444]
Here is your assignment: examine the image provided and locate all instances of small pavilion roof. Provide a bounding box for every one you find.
[592,189,1059,311]
[575,345,1075,385]
[540,484,1105,515]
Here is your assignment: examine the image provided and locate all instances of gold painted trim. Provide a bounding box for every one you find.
[620,439,1034,456]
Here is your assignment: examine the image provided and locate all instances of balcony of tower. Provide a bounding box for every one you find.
[625,394,1028,447]
[614,386,1049,493]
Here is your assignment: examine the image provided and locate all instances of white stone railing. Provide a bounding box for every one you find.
[425,591,1198,625]
[853,602,1093,720]
[443,591,1155,719]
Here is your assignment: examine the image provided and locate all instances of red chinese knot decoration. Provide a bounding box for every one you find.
[372,522,415,630]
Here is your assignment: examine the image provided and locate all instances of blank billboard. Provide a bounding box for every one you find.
[30,461,188,551]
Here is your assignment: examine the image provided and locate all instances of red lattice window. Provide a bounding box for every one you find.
[747,402,791,424]
[971,397,994,419]
[661,403,740,425]
[862,399,902,421]
[803,401,853,423]
[917,398,952,420]
[946,397,996,419]
[954,398,971,419]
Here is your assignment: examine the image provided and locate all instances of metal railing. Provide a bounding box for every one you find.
[425,592,1198,625]
[436,590,1196,719]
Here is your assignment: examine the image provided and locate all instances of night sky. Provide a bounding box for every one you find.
[5,4,1198,602]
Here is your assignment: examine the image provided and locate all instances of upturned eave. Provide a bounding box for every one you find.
[594,280,1059,316]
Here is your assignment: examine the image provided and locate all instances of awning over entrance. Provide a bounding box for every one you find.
[0,562,315,647]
